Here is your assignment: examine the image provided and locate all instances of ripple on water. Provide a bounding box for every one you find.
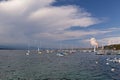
[0,51,120,80]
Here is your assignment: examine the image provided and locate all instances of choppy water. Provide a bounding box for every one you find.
[0,50,120,80]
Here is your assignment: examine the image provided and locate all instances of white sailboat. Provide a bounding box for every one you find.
[56,52,64,56]
[37,41,42,54]
[26,50,30,55]
[26,42,30,55]
[57,42,68,56]
[46,50,50,53]
[37,47,42,54]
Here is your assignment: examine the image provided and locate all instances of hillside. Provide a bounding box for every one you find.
[104,44,120,50]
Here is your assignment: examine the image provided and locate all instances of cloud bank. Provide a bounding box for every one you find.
[0,0,114,47]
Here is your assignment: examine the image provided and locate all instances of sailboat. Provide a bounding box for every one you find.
[26,42,30,55]
[56,44,67,56]
[37,41,42,54]
[56,52,64,56]
[56,47,64,56]
[26,50,30,55]
[46,49,50,53]
[37,47,42,54]
[70,44,76,53]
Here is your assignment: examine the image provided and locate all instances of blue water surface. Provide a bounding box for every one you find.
[0,50,120,80]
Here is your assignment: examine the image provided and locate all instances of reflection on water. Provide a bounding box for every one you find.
[0,50,120,80]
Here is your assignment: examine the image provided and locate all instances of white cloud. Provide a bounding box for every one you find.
[77,27,120,47]
[0,0,109,47]
[99,37,120,46]
[0,0,54,14]
[33,29,112,41]
[29,5,100,31]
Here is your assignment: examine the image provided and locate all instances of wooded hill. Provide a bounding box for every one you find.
[104,44,120,50]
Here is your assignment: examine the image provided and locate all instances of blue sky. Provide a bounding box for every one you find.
[0,0,120,48]
[54,0,120,28]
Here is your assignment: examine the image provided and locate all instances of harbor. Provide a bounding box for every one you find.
[0,0,120,80]
[0,50,120,80]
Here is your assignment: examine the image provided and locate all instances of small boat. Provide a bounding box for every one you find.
[56,52,64,56]
[37,48,42,54]
[56,42,66,56]
[107,57,120,63]
[46,50,50,53]
[116,51,120,55]
[95,50,105,55]
[26,42,30,55]
[26,50,30,55]
[38,51,42,54]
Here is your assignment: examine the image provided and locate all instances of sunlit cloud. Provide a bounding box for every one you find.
[99,37,120,46]
[0,0,109,47]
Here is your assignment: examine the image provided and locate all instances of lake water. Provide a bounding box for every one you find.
[0,50,120,80]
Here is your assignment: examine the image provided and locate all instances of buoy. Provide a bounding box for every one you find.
[95,61,98,64]
[106,62,109,65]
[118,59,120,63]
[26,52,29,55]
[111,68,115,72]
[106,58,110,61]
